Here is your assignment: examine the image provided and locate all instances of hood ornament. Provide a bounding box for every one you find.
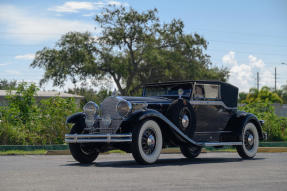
[112,89,119,97]
[178,88,184,98]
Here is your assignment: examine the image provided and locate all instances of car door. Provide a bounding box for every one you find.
[191,83,229,142]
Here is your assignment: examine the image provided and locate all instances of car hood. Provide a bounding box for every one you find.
[120,96,172,104]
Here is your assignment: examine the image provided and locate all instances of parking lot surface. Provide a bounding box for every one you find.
[0,152,287,191]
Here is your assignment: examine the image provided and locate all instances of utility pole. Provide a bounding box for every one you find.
[275,67,277,91]
[257,72,259,91]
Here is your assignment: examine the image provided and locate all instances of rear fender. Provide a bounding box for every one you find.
[229,111,264,141]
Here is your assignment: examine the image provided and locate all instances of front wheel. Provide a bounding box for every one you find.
[236,122,259,159]
[69,124,99,164]
[132,119,163,164]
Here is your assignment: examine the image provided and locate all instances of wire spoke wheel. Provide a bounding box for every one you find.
[141,128,157,155]
[236,122,259,159]
[132,120,163,164]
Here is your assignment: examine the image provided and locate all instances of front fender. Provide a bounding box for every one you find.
[121,109,200,146]
[66,112,85,124]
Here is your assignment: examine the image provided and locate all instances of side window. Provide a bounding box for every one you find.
[203,84,220,100]
[193,84,220,100]
[193,84,205,100]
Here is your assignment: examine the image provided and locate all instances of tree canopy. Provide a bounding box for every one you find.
[31,6,228,95]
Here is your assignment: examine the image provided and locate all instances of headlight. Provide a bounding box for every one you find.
[83,101,99,127]
[83,101,99,116]
[117,100,132,117]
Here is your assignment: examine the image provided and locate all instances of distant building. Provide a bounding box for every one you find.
[0,90,84,106]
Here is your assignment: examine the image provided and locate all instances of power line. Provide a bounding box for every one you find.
[207,49,287,57]
[193,27,287,39]
[208,40,287,48]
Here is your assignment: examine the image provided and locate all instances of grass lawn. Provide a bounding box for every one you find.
[0,150,47,155]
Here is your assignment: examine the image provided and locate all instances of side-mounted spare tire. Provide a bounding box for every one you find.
[167,98,202,158]
[69,124,99,164]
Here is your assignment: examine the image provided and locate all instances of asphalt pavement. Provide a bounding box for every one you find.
[0,152,287,191]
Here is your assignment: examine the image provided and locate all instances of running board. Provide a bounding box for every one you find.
[201,142,242,147]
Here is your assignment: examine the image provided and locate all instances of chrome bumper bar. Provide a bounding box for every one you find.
[65,133,132,143]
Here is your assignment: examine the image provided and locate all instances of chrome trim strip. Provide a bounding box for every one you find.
[65,138,132,143]
[65,133,132,143]
[194,131,232,134]
[65,134,132,138]
[190,100,237,110]
[202,142,242,146]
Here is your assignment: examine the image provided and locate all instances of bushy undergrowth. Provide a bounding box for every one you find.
[0,83,78,145]
[239,102,287,141]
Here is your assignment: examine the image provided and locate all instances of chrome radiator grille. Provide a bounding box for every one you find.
[98,96,123,134]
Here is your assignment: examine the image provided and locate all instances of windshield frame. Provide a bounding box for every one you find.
[142,82,194,98]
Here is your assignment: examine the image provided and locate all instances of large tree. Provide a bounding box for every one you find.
[31,6,228,95]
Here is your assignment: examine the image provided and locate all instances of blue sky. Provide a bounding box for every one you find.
[0,0,286,92]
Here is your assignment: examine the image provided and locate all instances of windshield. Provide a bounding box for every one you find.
[144,84,192,97]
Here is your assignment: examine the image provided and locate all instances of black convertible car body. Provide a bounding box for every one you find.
[65,80,264,164]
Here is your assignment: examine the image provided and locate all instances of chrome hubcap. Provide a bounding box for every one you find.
[142,128,156,155]
[244,130,255,150]
[247,134,254,145]
[147,135,155,147]
[181,114,189,128]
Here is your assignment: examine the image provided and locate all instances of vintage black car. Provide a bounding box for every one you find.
[65,80,264,164]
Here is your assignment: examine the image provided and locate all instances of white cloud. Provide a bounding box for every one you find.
[107,0,128,6]
[0,5,95,43]
[49,1,104,13]
[4,70,21,75]
[222,51,274,92]
[82,13,96,17]
[0,63,10,66]
[260,69,274,88]
[222,51,237,66]
[49,1,128,13]
[248,55,264,69]
[223,51,253,92]
[15,53,35,60]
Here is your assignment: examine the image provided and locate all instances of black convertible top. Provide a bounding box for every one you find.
[143,80,238,108]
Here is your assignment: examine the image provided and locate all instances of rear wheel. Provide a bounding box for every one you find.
[132,119,163,164]
[180,145,202,158]
[69,124,99,164]
[236,122,259,159]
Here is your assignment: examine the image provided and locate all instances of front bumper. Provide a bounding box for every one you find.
[65,133,132,143]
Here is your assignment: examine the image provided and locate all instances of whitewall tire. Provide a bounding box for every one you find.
[132,120,163,164]
[236,122,259,159]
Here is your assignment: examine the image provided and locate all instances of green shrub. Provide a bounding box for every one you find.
[0,82,79,145]
[38,97,78,144]
[239,102,287,141]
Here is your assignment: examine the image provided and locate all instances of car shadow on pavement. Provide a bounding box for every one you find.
[62,157,264,168]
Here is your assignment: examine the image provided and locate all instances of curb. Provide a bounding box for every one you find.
[45,147,287,155]
[46,150,70,155]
